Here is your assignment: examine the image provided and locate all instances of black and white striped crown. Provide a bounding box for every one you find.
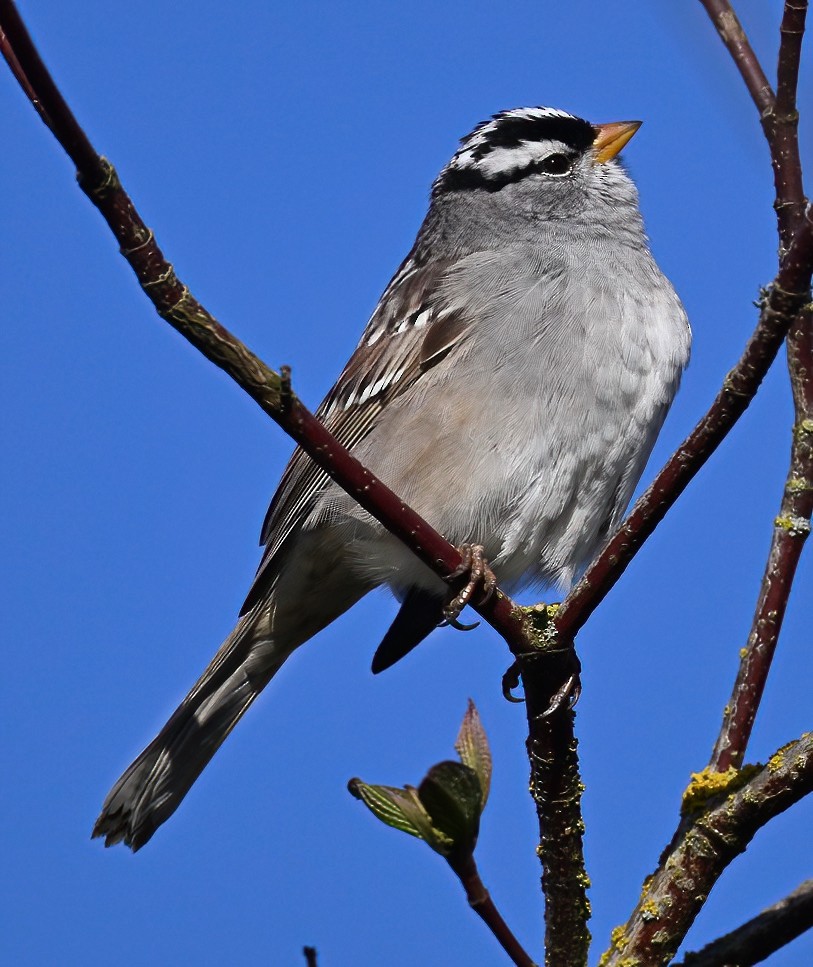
[433,106,596,194]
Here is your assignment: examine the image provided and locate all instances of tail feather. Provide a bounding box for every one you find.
[371,587,444,673]
[92,613,285,851]
[93,531,373,851]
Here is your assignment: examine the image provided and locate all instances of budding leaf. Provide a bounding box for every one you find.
[347,779,452,851]
[418,760,483,856]
[349,701,492,859]
[455,699,492,808]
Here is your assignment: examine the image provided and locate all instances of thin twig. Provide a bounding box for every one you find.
[600,733,813,965]
[450,854,537,967]
[698,0,811,771]
[676,879,813,967]
[773,1,809,246]
[710,305,813,771]
[0,2,102,177]
[699,1,808,248]
[697,0,775,113]
[777,3,808,119]
[558,3,812,641]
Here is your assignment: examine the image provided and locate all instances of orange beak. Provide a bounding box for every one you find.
[592,120,642,164]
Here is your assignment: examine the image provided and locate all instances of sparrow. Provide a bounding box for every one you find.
[93,106,691,850]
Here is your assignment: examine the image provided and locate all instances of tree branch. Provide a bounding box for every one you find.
[776,3,808,120]
[699,0,808,247]
[557,1,812,642]
[676,879,813,967]
[600,8,813,965]
[711,306,813,771]
[695,0,812,772]
[450,854,538,967]
[773,1,809,246]
[554,213,813,642]
[525,697,589,964]
[698,0,775,113]
[600,733,813,965]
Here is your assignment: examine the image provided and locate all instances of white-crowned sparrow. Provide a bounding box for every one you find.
[93,106,691,850]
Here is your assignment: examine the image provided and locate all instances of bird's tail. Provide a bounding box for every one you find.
[93,549,367,851]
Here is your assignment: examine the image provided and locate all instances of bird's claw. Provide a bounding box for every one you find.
[502,661,525,703]
[438,615,481,632]
[540,671,582,716]
[443,543,497,623]
[501,647,582,714]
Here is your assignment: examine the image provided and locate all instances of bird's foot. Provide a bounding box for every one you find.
[442,543,497,623]
[502,646,582,716]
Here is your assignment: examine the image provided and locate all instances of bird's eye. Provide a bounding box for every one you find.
[538,153,573,176]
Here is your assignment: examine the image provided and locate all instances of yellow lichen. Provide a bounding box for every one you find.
[681,764,762,815]
[774,515,812,536]
[767,737,804,772]
[640,899,660,922]
[786,476,812,494]
[597,925,632,967]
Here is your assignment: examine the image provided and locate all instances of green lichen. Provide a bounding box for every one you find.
[515,602,561,651]
[681,765,762,815]
[774,514,812,537]
[786,476,812,494]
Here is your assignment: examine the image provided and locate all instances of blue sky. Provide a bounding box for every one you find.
[2,2,811,964]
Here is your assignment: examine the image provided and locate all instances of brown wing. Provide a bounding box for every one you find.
[240,254,469,615]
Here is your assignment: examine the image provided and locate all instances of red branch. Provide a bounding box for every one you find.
[555,211,813,641]
[450,854,537,967]
[710,307,813,770]
[609,6,812,962]
[773,1,809,246]
[698,0,775,112]
[696,0,812,771]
